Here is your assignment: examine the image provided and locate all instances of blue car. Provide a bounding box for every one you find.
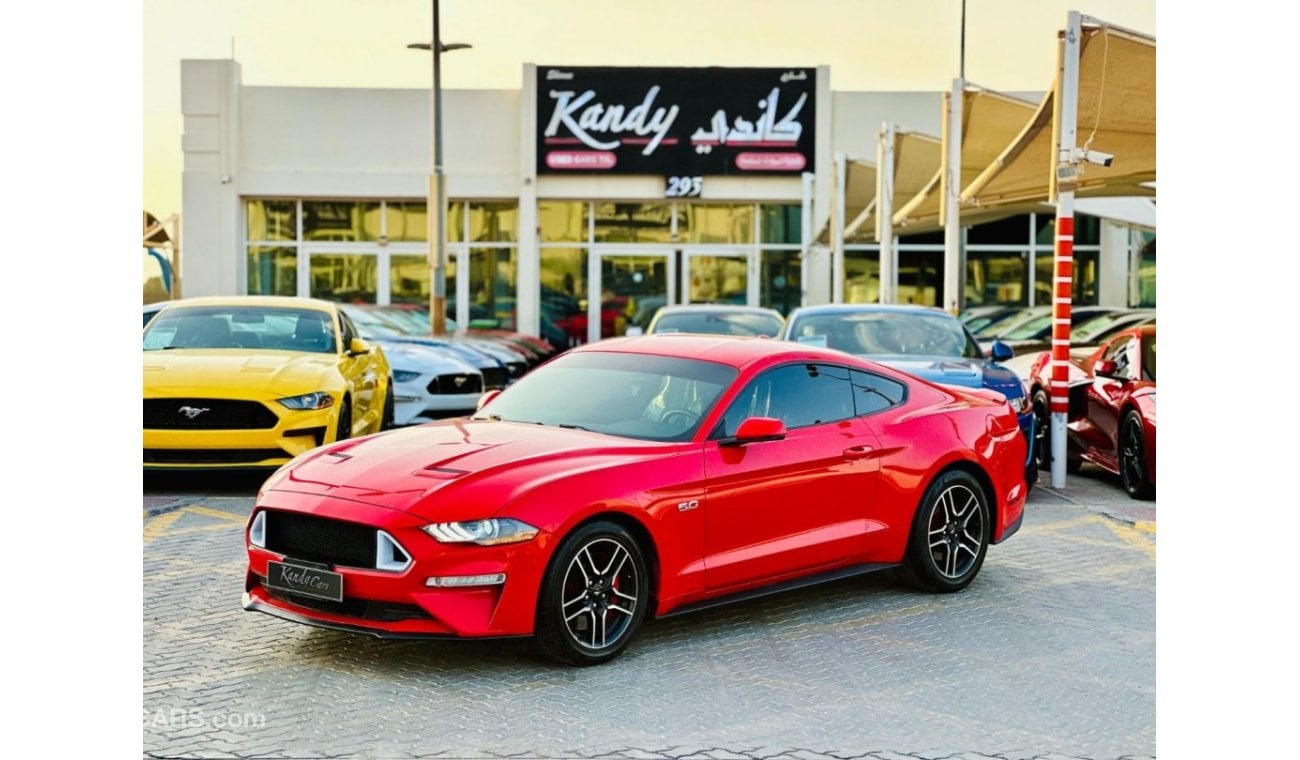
[781,304,1036,485]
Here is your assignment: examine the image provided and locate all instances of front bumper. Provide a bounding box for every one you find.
[244,491,549,638]
[143,403,337,469]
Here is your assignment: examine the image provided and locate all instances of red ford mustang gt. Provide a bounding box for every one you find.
[244,336,1028,665]
[1026,325,1156,500]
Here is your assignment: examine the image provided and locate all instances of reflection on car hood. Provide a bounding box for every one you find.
[374,340,476,375]
[869,354,1024,401]
[142,349,336,394]
[267,420,679,519]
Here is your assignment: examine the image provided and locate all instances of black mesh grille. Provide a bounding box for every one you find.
[258,580,431,622]
[481,367,507,390]
[144,448,287,464]
[144,398,279,430]
[428,373,483,395]
[264,511,377,569]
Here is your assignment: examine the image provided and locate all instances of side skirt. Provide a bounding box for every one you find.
[658,562,899,620]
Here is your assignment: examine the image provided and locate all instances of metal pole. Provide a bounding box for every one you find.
[942,80,963,314]
[428,0,447,335]
[832,152,846,303]
[801,171,814,309]
[1050,11,1083,489]
[875,124,895,304]
[960,0,967,80]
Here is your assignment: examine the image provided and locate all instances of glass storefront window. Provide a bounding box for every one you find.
[687,255,748,304]
[539,201,587,243]
[593,203,674,243]
[390,254,431,306]
[845,250,880,304]
[1036,250,1099,306]
[760,249,801,315]
[309,253,378,303]
[302,201,381,242]
[682,203,754,244]
[1136,234,1155,308]
[967,215,1029,245]
[469,202,518,242]
[540,248,587,348]
[470,247,517,329]
[384,202,427,242]
[966,251,1028,306]
[898,251,943,306]
[760,204,801,245]
[1035,212,1100,245]
[246,200,296,241]
[247,246,297,296]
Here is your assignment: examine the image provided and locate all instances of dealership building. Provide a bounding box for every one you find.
[180,59,1155,346]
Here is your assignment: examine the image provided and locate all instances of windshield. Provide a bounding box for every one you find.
[341,307,406,339]
[652,311,783,337]
[473,351,737,442]
[1002,313,1053,340]
[1073,312,1131,343]
[143,306,337,353]
[789,311,983,359]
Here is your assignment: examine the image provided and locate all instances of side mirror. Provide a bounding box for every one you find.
[989,340,1014,362]
[1094,359,1118,378]
[625,326,644,337]
[348,337,372,356]
[721,416,787,446]
[476,388,502,412]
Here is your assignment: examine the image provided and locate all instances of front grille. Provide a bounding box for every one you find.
[263,510,377,569]
[258,580,430,622]
[480,367,507,390]
[144,398,279,430]
[144,448,287,464]
[428,372,483,395]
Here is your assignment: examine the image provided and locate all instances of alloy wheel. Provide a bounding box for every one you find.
[926,483,985,579]
[560,537,640,650]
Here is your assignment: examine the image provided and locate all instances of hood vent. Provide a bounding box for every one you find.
[415,465,469,480]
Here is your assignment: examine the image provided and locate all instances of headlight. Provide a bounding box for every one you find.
[278,391,335,410]
[422,518,539,546]
[1009,393,1031,413]
[392,370,422,383]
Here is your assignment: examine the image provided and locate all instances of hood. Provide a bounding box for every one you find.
[268,420,678,520]
[375,340,477,375]
[873,355,1025,401]
[142,349,335,395]
[386,337,498,369]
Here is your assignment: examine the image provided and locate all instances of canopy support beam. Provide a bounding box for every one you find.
[942,79,964,314]
[876,124,896,303]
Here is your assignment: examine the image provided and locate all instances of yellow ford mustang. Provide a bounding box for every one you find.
[143,296,392,469]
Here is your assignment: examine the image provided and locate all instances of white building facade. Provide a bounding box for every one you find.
[181,59,1155,347]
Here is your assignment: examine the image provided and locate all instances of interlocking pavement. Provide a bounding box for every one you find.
[143,471,1155,760]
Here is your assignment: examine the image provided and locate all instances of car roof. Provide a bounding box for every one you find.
[789,303,953,318]
[151,295,339,315]
[573,334,851,370]
[654,304,783,316]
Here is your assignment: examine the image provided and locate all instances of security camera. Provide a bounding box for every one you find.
[1077,149,1114,168]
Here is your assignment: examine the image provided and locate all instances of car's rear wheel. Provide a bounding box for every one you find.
[899,470,990,593]
[1120,411,1155,500]
[534,521,649,666]
[334,397,351,442]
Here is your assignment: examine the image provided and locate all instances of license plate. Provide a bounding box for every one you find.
[266,560,343,602]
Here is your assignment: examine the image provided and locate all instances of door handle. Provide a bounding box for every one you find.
[842,445,874,460]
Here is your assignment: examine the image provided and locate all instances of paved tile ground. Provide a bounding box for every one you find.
[143,470,1155,760]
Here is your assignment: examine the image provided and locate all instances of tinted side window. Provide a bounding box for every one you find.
[338,313,357,348]
[715,363,856,437]
[850,369,906,416]
[1105,336,1137,380]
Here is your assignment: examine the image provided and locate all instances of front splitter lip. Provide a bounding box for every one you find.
[242,593,528,642]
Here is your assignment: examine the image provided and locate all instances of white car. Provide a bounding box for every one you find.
[378,341,484,425]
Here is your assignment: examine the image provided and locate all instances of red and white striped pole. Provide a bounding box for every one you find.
[1050,11,1082,489]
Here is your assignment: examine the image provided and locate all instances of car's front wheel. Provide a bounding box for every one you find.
[334,397,351,442]
[380,379,395,431]
[899,470,991,593]
[1120,410,1155,500]
[1032,388,1050,471]
[534,521,649,666]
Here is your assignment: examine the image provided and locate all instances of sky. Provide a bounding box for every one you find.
[142,0,1156,220]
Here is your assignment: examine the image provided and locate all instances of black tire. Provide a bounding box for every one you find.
[1119,410,1155,500]
[334,397,351,442]
[1032,389,1051,471]
[533,521,650,666]
[898,470,991,593]
[380,379,395,430]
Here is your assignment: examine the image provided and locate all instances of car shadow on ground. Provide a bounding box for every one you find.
[144,469,268,496]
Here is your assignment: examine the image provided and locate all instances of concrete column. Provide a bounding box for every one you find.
[516,64,540,336]
[1098,219,1130,308]
[181,59,243,296]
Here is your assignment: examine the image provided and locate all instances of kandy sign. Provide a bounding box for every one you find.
[537,67,816,176]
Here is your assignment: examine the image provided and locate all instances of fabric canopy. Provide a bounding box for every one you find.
[846,130,939,242]
[962,21,1156,208]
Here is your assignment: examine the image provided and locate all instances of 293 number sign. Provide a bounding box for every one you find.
[665,176,703,198]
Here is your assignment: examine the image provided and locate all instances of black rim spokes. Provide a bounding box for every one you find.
[926,484,984,579]
[1122,419,1144,485]
[561,538,638,650]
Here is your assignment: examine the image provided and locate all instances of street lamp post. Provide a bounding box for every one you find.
[408,1,470,335]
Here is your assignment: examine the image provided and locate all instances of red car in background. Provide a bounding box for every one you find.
[244,335,1028,665]
[1027,325,1156,500]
